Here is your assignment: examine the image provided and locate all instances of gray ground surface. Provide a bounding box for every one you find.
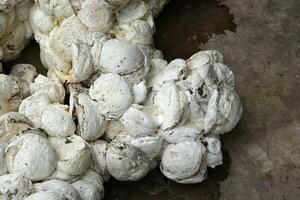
[203,0,300,199]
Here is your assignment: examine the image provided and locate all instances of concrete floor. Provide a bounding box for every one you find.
[203,0,300,199]
[3,0,300,199]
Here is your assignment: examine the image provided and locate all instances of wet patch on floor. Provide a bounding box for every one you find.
[154,0,237,61]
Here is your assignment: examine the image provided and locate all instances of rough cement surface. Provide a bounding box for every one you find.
[202,0,300,199]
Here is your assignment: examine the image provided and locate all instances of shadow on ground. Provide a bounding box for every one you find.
[154,0,236,61]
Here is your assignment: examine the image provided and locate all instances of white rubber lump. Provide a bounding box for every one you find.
[0,0,242,199]
[0,0,34,62]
